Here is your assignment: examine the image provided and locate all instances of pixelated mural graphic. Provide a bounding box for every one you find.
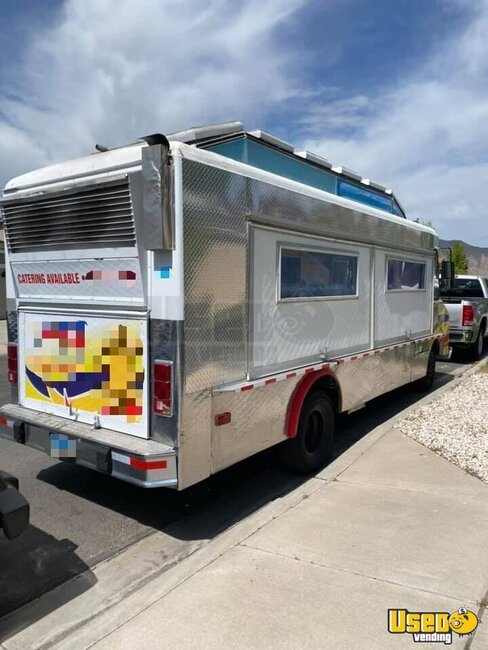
[24,320,144,423]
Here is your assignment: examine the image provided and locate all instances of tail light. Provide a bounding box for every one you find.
[7,344,18,384]
[153,360,173,416]
[462,305,475,326]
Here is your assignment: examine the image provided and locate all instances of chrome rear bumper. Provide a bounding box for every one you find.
[0,404,177,489]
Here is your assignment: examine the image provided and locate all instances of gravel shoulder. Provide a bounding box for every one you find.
[395,364,488,482]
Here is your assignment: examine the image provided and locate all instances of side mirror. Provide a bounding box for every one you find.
[440,260,455,290]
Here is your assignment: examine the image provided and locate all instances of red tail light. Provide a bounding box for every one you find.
[462,305,475,326]
[153,360,173,416]
[7,344,17,384]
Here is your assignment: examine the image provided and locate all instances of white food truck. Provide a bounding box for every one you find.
[0,122,449,488]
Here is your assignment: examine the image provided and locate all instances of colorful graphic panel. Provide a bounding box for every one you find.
[23,317,146,431]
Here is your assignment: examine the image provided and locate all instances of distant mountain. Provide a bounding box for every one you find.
[439,239,488,275]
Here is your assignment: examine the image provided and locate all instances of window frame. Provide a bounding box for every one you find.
[385,256,427,293]
[277,243,360,303]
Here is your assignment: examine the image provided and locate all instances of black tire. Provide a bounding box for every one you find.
[279,391,334,473]
[470,325,485,361]
[415,345,436,392]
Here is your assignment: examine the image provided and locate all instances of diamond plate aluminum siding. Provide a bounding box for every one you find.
[182,160,248,392]
[182,158,436,393]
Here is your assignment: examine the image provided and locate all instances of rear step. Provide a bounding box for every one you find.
[0,404,177,489]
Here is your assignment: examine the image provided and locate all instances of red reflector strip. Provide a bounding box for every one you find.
[0,417,7,426]
[215,412,231,426]
[130,458,168,470]
[215,333,442,395]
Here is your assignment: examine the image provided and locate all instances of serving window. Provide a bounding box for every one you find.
[387,258,426,291]
[279,247,358,301]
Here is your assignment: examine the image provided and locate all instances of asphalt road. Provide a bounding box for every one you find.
[0,348,482,620]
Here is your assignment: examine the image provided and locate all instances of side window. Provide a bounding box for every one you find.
[387,259,425,291]
[280,247,358,300]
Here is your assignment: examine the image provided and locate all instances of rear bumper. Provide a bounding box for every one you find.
[449,327,475,346]
[0,404,178,489]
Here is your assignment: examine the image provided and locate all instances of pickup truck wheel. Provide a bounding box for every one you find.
[471,326,485,361]
[279,392,334,474]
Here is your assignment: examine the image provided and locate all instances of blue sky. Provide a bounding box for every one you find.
[0,0,487,243]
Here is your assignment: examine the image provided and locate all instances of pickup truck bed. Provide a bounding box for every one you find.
[441,275,488,360]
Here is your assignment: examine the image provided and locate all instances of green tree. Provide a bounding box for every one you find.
[451,241,469,273]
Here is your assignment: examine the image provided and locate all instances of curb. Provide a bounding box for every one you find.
[1,356,485,649]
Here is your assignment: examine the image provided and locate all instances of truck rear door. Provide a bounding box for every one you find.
[19,309,148,437]
[3,175,150,439]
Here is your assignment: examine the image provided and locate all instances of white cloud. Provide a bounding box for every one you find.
[298,0,488,243]
[0,0,305,187]
[2,0,487,245]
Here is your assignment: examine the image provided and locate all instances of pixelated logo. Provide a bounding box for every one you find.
[388,606,479,644]
[25,319,145,424]
[50,433,76,459]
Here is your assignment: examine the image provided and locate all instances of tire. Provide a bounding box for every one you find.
[279,391,334,474]
[470,325,485,361]
[415,345,436,392]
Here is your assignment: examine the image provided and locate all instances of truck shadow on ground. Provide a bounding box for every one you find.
[0,525,95,639]
[36,368,458,544]
[0,367,460,632]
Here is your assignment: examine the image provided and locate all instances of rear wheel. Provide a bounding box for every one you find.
[279,391,334,473]
[470,325,485,361]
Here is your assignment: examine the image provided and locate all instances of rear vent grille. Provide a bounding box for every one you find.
[2,179,136,253]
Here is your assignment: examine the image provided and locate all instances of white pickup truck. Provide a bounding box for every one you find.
[440,275,488,359]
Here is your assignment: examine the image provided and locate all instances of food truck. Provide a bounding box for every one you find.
[0,122,449,488]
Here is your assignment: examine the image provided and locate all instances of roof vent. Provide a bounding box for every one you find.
[248,130,294,153]
[331,166,362,182]
[166,122,244,144]
[360,178,386,192]
[295,150,332,169]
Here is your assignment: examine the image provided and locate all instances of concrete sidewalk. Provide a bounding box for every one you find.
[62,426,488,649]
[3,358,488,649]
